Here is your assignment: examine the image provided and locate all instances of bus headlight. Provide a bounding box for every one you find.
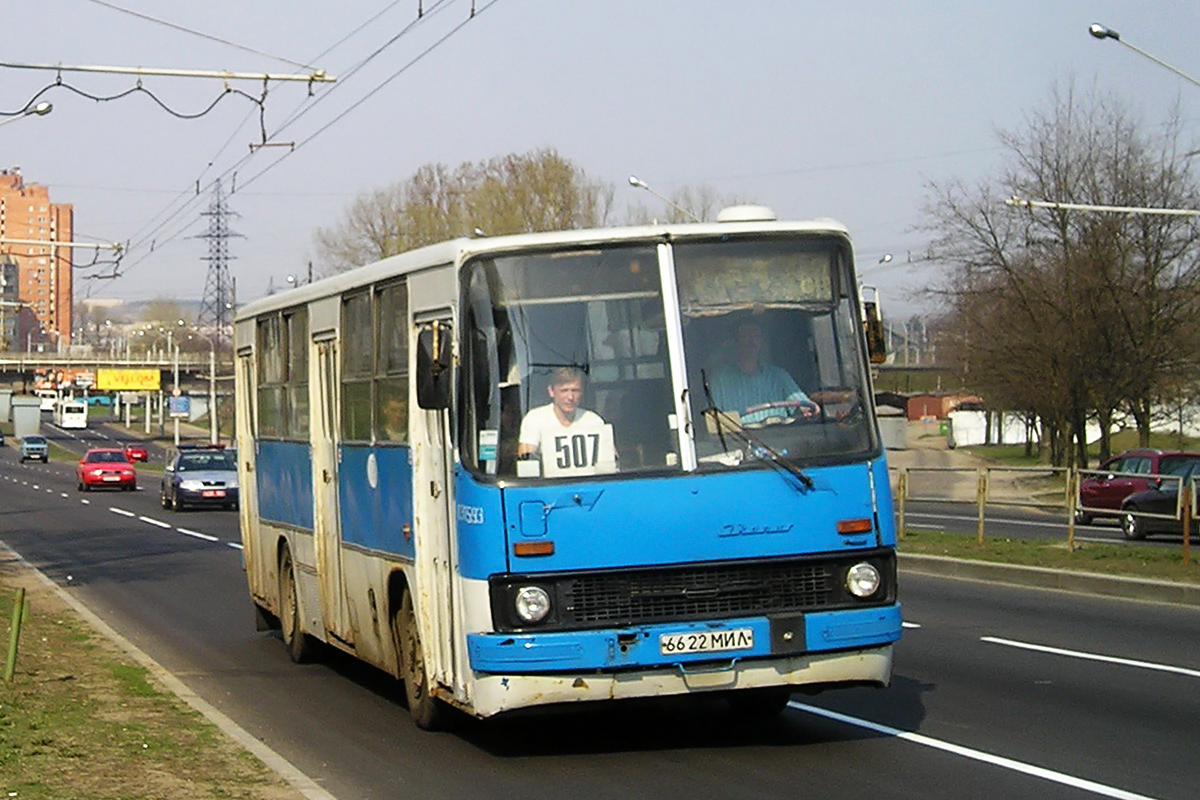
[846,562,881,598]
[514,586,551,623]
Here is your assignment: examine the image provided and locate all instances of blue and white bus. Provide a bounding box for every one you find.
[235,205,901,728]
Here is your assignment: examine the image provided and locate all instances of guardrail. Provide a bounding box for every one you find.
[893,465,1193,565]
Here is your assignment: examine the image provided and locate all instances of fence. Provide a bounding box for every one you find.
[893,465,1194,565]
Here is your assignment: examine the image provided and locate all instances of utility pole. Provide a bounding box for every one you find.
[195,180,242,351]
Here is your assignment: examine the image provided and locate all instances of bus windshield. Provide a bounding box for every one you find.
[460,235,875,480]
[675,237,875,470]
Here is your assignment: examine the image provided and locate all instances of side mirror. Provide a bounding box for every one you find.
[416,320,453,410]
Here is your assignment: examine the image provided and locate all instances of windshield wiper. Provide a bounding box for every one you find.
[699,369,814,490]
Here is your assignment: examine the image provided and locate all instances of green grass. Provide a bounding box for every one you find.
[899,528,1200,584]
[0,570,296,799]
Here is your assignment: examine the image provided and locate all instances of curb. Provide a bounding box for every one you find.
[900,553,1200,607]
[1,542,338,800]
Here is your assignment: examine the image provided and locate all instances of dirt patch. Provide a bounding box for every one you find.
[0,551,305,800]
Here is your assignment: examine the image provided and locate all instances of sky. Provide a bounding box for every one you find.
[3,1,1199,322]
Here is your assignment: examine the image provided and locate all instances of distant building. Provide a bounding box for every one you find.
[0,167,74,349]
[906,392,981,421]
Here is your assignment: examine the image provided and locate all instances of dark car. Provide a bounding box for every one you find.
[76,448,137,492]
[123,442,150,462]
[1119,458,1200,540]
[19,434,49,463]
[1075,449,1200,524]
[160,445,239,511]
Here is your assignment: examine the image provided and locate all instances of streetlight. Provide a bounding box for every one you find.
[1089,24,1200,92]
[183,324,221,445]
[628,175,703,223]
[0,101,52,129]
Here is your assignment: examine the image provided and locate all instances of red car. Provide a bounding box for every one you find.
[76,448,138,492]
[1076,449,1200,524]
[123,442,150,462]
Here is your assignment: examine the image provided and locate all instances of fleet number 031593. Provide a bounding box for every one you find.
[659,628,754,655]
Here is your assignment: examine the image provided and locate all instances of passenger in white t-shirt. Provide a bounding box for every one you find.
[517,367,605,460]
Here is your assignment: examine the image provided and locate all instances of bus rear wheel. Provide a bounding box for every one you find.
[279,547,316,663]
[394,588,443,730]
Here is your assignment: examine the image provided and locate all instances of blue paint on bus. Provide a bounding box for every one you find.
[338,444,416,558]
[255,440,314,531]
[467,604,902,673]
[492,459,888,577]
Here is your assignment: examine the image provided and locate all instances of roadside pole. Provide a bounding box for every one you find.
[1184,477,1193,567]
[5,587,26,682]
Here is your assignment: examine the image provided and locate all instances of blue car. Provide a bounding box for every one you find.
[160,445,239,511]
[19,435,49,463]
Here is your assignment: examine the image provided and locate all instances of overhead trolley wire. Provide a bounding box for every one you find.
[114,0,496,282]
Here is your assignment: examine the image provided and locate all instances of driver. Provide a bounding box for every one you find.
[710,320,819,425]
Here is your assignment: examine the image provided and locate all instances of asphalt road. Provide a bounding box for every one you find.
[2,444,1198,800]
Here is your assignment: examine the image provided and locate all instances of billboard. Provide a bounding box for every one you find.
[95,368,162,392]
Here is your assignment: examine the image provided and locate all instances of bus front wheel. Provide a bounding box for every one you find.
[279,547,316,663]
[394,588,443,730]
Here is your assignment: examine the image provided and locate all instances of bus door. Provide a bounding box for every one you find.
[313,337,352,643]
[236,351,268,600]
[413,315,459,695]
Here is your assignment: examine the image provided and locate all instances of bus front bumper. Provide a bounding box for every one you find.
[463,642,895,718]
[467,604,901,674]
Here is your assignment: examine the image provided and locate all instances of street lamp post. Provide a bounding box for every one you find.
[0,101,52,129]
[183,328,221,445]
[1089,24,1200,91]
[628,175,703,223]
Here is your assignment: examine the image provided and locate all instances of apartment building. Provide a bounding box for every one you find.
[0,167,73,350]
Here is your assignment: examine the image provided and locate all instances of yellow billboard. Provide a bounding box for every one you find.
[95,368,162,392]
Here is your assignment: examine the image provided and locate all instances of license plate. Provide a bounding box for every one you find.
[201,490,226,498]
[102,476,120,482]
[659,628,754,656]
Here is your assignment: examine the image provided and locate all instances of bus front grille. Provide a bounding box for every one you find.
[490,550,895,632]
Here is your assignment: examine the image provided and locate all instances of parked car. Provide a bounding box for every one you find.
[123,442,150,462]
[1119,458,1200,540]
[76,448,137,492]
[160,445,239,511]
[19,434,49,463]
[1075,449,1200,524]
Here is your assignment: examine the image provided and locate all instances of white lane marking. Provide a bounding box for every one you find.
[906,512,1064,530]
[902,621,921,629]
[176,528,219,542]
[139,516,172,529]
[226,541,243,550]
[110,507,136,517]
[789,702,1159,800]
[982,637,1200,679]
[60,493,69,498]
[80,499,90,505]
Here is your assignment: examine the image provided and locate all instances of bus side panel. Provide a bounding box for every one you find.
[337,444,416,557]
[335,443,416,667]
[451,468,509,582]
[255,440,315,531]
[872,456,897,546]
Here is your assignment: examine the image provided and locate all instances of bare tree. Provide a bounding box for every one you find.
[315,149,614,274]
[924,83,1200,466]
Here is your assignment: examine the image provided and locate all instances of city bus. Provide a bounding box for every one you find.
[53,397,88,429]
[235,205,901,729]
